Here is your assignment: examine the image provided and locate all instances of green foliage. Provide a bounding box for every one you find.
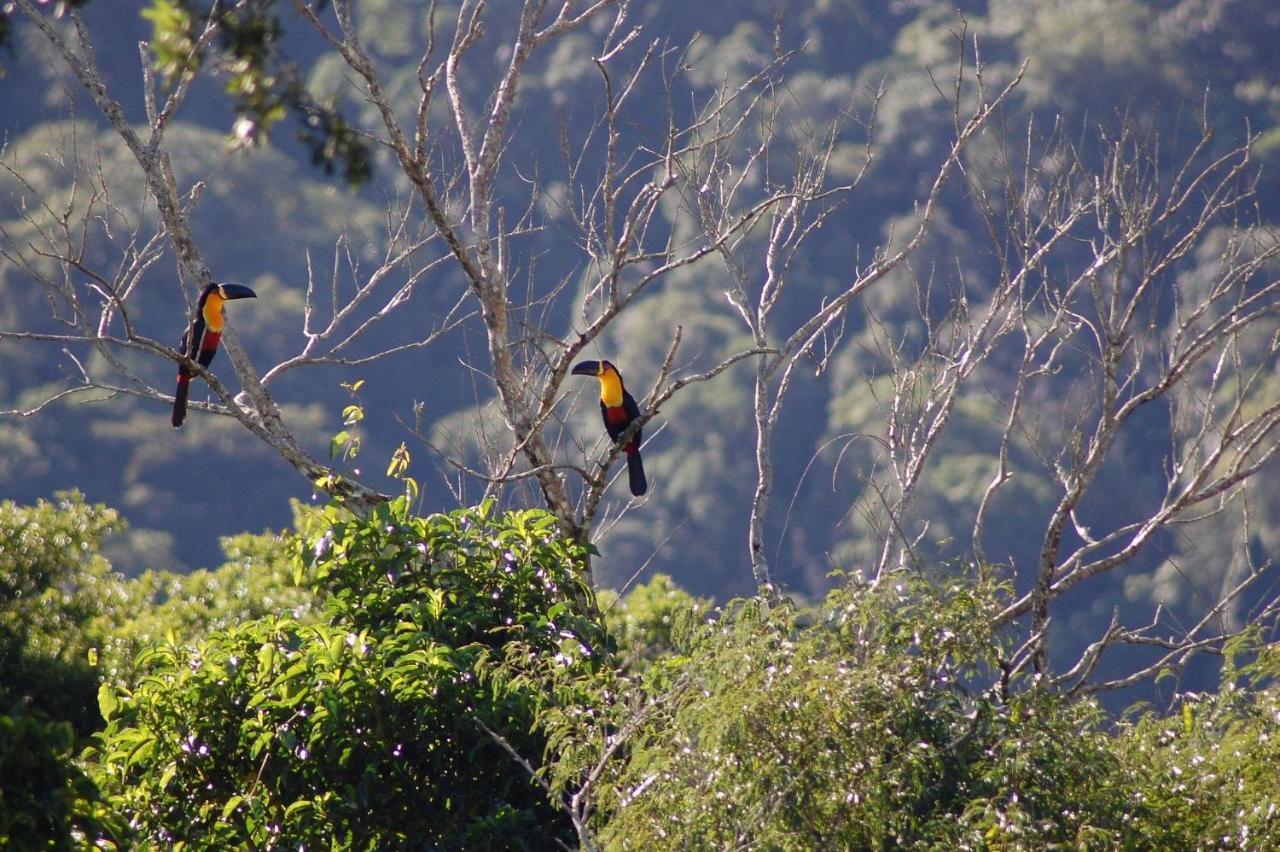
[142,0,371,184]
[92,499,600,849]
[295,101,373,185]
[0,492,128,848]
[0,709,122,850]
[93,522,317,686]
[329,379,365,468]
[1114,640,1280,849]
[0,492,316,848]
[596,572,1141,849]
[142,0,201,81]
[602,573,710,670]
[0,491,121,733]
[1,491,1278,846]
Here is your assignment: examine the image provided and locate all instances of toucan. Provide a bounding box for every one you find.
[572,359,647,496]
[171,282,257,427]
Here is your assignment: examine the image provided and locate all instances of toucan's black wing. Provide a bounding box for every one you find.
[622,390,643,445]
[171,311,206,428]
[617,390,647,496]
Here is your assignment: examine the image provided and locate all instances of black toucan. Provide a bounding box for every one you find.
[171,282,257,427]
[572,359,647,496]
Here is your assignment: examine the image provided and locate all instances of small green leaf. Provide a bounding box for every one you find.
[126,735,156,767]
[221,795,244,821]
[386,441,411,478]
[258,642,277,678]
[329,430,351,459]
[285,799,314,818]
[249,730,273,759]
[98,683,118,720]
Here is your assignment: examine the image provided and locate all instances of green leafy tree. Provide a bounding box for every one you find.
[1114,638,1280,849]
[92,499,603,849]
[0,491,121,732]
[601,573,710,672]
[0,710,122,850]
[94,512,318,687]
[594,572,1142,849]
[0,492,129,848]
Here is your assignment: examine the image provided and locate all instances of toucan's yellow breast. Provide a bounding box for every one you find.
[598,369,623,408]
[202,293,226,331]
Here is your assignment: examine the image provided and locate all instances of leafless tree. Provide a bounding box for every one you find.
[831,104,1280,688]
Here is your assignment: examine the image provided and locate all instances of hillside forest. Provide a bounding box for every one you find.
[1,0,1280,847]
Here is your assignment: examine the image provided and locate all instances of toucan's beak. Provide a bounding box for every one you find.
[217,283,257,300]
[571,360,601,376]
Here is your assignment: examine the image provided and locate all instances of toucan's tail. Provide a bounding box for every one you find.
[627,450,647,497]
[172,374,190,427]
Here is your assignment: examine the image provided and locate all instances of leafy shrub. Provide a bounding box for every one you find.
[7,491,1277,848]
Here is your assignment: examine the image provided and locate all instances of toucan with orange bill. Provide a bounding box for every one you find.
[171,282,257,427]
[572,359,647,496]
